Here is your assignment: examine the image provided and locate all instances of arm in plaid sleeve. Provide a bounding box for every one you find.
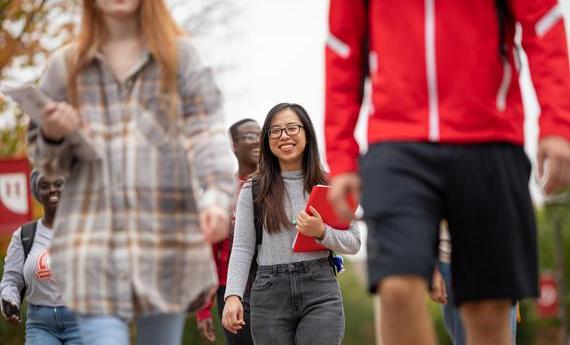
[28,47,74,176]
[178,38,236,214]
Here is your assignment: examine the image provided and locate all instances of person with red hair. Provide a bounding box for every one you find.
[28,1,236,344]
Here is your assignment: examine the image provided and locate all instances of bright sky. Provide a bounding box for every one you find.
[185,0,330,144]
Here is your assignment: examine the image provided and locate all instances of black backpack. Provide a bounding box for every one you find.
[19,220,38,302]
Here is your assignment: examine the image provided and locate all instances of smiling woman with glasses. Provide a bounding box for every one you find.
[223,103,360,345]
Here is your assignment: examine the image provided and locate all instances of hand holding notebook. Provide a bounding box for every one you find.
[1,83,102,160]
[292,185,357,252]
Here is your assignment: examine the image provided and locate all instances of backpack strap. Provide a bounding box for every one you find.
[245,179,263,294]
[21,221,38,261]
[252,179,263,248]
[19,220,39,302]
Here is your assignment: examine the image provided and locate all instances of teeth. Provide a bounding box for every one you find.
[49,196,59,202]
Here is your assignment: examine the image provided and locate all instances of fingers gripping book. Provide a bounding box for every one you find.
[292,185,357,252]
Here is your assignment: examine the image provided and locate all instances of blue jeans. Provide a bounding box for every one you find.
[25,304,81,345]
[439,262,517,345]
[77,313,186,345]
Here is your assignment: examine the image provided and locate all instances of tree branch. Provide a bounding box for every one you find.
[16,0,48,42]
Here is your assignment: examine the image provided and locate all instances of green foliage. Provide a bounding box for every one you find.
[0,253,26,345]
[533,194,570,343]
[0,110,28,158]
[182,306,227,345]
[338,263,376,344]
[0,312,25,345]
[427,299,453,345]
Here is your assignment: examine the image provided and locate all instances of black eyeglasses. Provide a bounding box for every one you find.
[268,124,304,139]
[238,132,260,143]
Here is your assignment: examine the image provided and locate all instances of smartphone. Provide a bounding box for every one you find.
[1,299,20,320]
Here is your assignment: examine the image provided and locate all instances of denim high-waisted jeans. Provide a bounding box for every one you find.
[25,304,81,345]
[249,257,345,345]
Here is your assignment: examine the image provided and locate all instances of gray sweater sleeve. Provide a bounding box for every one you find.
[317,222,361,255]
[0,229,25,308]
[225,184,256,300]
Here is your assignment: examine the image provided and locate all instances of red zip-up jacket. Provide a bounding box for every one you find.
[325,0,570,176]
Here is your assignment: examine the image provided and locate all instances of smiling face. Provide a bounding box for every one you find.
[268,108,307,171]
[37,176,65,214]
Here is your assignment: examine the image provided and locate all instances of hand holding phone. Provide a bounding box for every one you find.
[1,299,21,324]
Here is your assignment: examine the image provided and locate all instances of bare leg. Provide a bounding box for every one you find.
[374,295,383,345]
[461,299,512,345]
[378,276,437,345]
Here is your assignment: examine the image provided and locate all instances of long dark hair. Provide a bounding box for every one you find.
[254,103,327,234]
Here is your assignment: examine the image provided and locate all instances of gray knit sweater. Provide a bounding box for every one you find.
[225,170,361,300]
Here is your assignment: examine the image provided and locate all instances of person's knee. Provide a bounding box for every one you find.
[380,276,428,312]
[461,299,511,333]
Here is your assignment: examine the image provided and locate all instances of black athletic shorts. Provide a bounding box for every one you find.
[361,142,539,305]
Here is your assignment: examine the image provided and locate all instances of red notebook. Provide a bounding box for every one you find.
[292,185,357,253]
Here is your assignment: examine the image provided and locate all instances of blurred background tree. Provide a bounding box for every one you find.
[0,0,78,158]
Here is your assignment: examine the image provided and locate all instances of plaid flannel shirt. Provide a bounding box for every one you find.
[27,38,236,320]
